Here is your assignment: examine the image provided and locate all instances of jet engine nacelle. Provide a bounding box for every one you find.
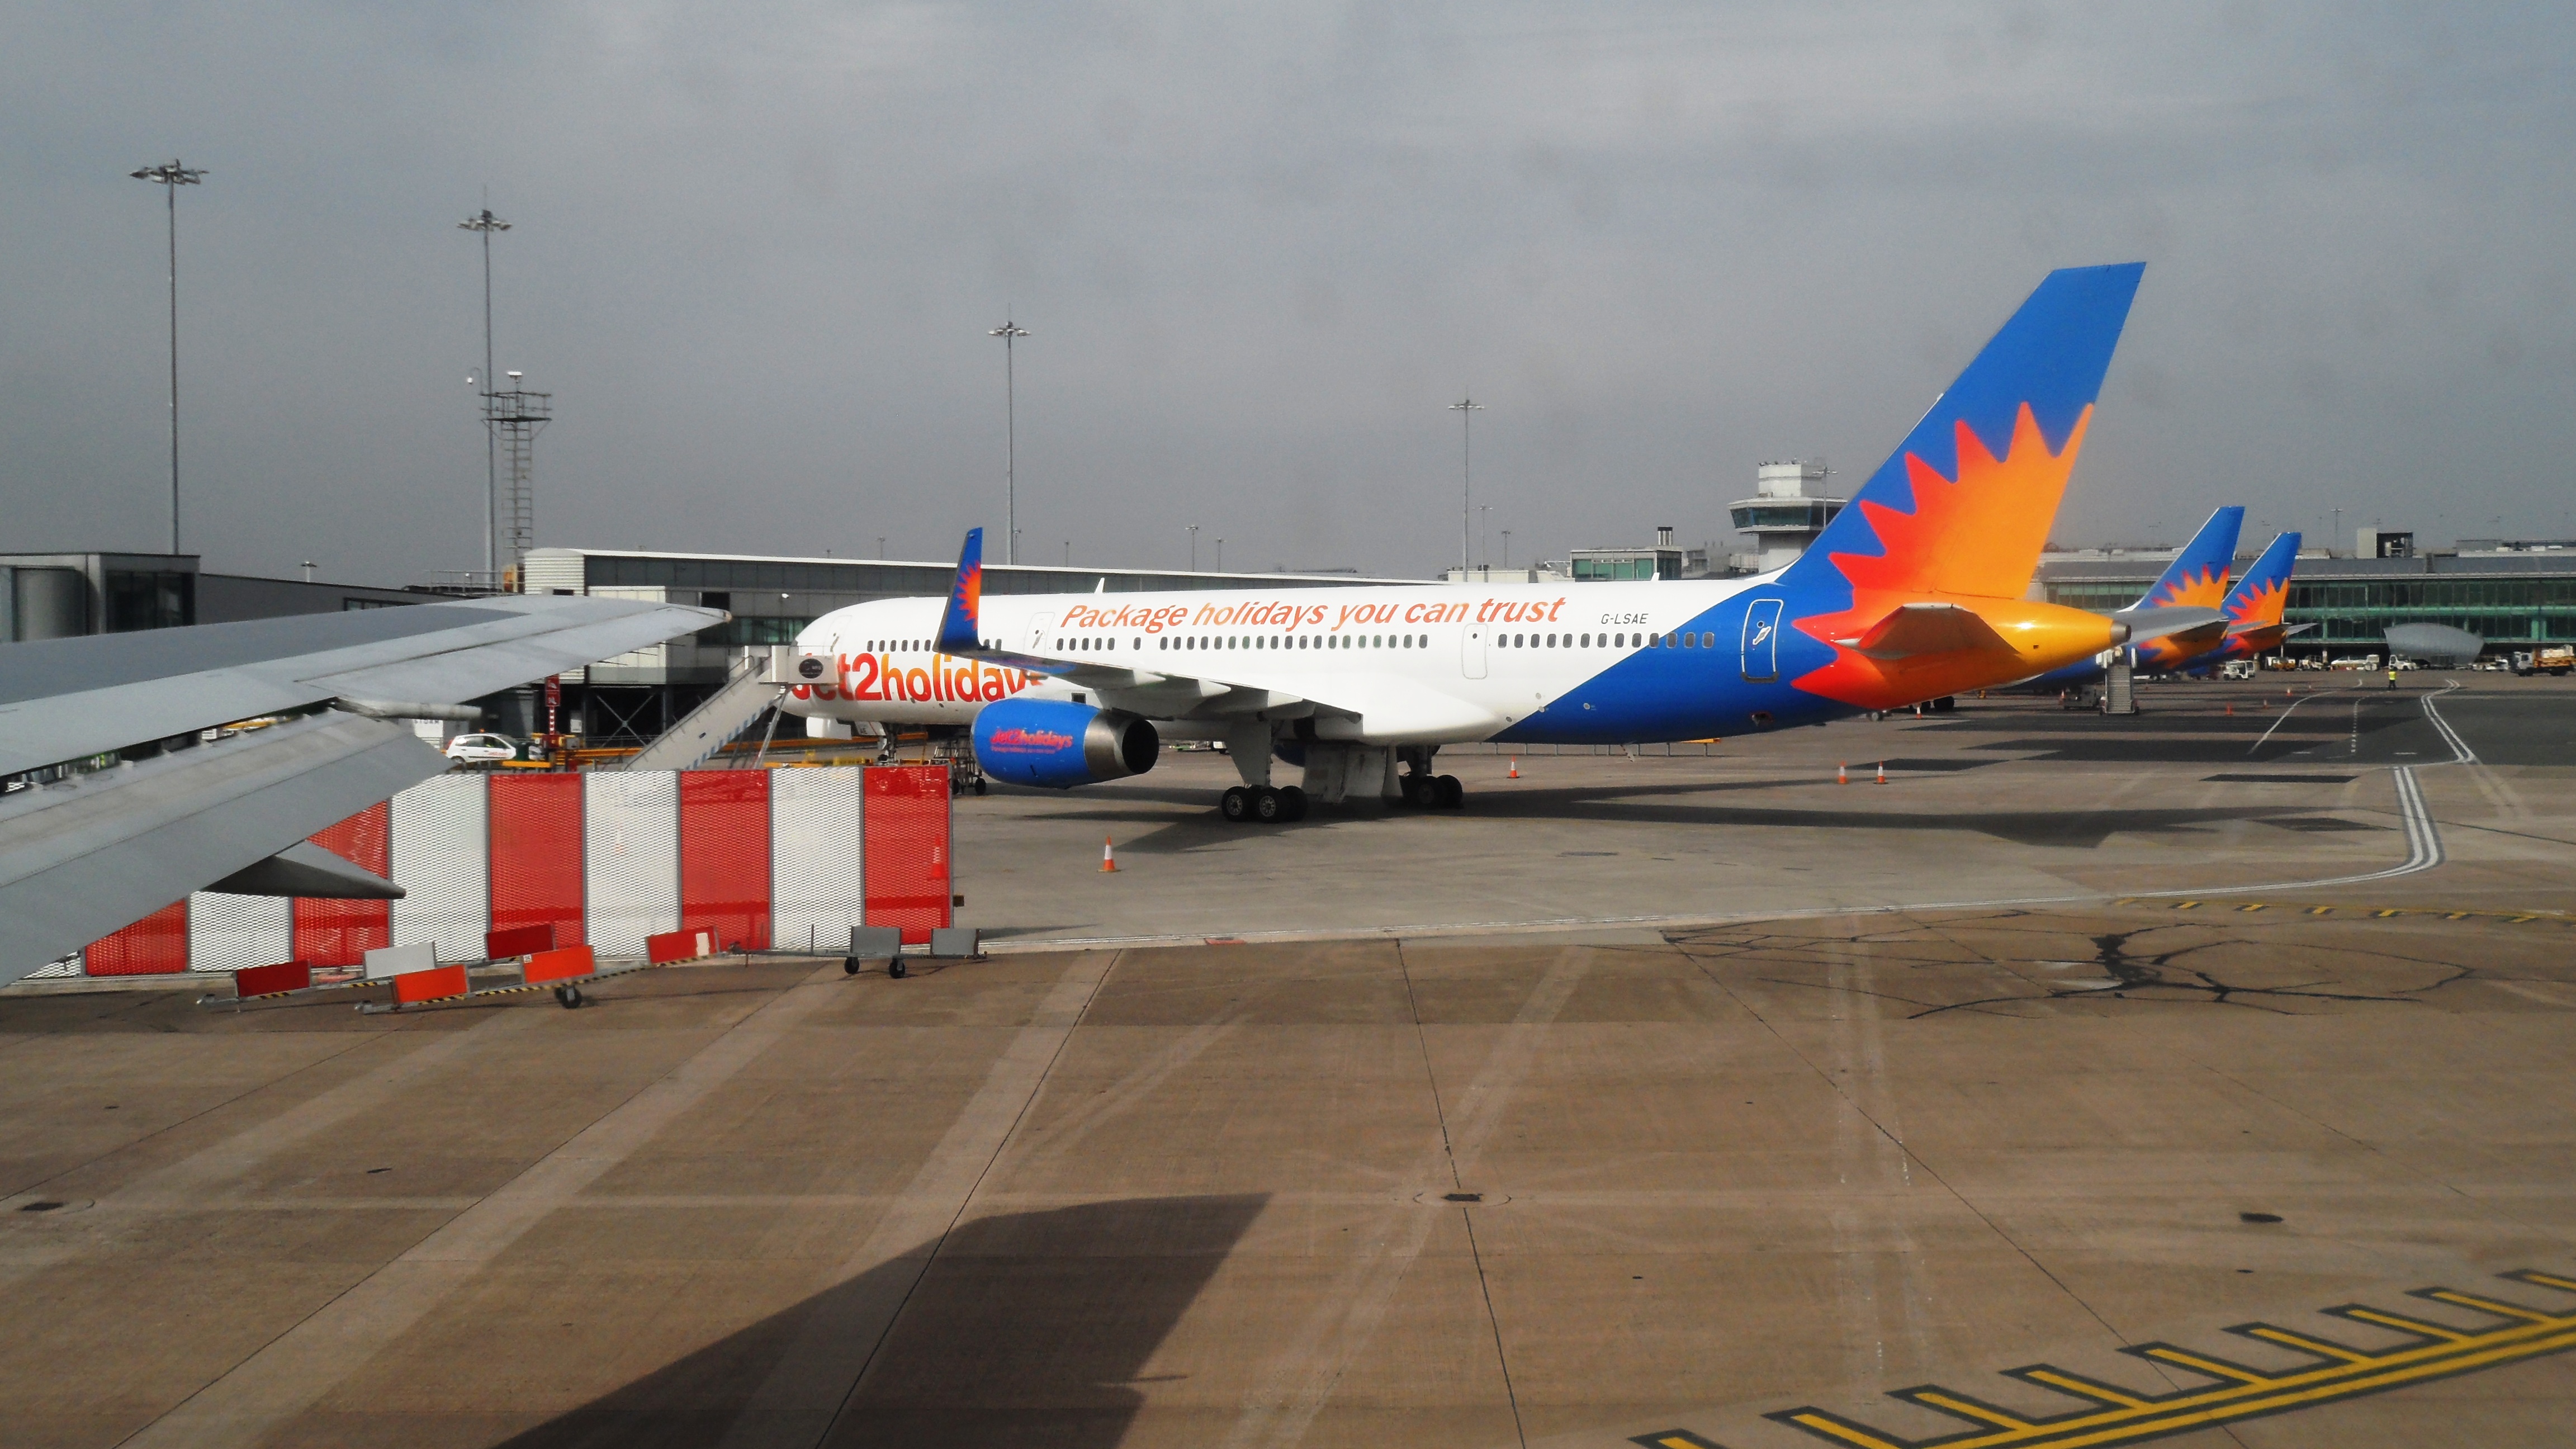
[972,699,1160,788]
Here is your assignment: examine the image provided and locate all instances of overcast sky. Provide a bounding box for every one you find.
[8,2,2572,584]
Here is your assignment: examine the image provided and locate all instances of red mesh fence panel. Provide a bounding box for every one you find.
[679,771,771,951]
[489,773,586,946]
[293,801,392,966]
[863,765,953,945]
[86,899,191,976]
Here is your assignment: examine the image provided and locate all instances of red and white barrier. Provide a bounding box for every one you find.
[81,765,953,976]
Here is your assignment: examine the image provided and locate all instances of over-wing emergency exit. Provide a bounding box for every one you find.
[783,263,2225,821]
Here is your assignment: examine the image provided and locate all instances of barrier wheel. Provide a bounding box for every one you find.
[555,985,584,1009]
[889,959,909,979]
[1221,785,1252,822]
[843,956,861,976]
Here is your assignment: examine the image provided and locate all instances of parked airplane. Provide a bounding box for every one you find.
[2020,504,2242,692]
[783,262,2223,822]
[2190,531,2309,670]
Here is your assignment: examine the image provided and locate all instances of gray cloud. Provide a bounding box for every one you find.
[6,1,2572,581]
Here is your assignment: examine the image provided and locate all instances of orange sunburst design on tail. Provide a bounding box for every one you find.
[2135,562,2232,666]
[1792,402,2099,708]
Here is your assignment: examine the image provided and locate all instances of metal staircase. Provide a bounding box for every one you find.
[622,652,787,771]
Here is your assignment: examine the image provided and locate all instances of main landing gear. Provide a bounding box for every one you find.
[1221,785,1308,824]
[1398,773,1464,809]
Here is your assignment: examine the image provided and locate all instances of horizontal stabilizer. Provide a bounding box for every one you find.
[2229,619,2315,639]
[1835,603,2015,661]
[2110,605,2229,645]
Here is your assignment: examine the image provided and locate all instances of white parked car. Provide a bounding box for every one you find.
[442,732,524,764]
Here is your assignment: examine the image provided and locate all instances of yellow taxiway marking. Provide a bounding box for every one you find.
[1635,1270,2576,1449]
[2113,897,2575,927]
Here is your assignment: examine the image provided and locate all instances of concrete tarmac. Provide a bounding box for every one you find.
[2,675,2572,1447]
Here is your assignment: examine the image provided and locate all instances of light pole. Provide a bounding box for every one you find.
[1476,505,1493,572]
[1450,397,1483,574]
[877,536,887,558]
[1215,538,1224,572]
[458,207,511,583]
[989,318,1029,565]
[1187,524,1200,571]
[1502,529,1513,570]
[130,159,207,554]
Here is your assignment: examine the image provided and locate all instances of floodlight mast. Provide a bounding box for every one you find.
[458,207,512,584]
[1450,397,1483,574]
[989,318,1029,565]
[130,160,207,555]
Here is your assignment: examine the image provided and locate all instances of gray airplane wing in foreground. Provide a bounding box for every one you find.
[0,595,722,986]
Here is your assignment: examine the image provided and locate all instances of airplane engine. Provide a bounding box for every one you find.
[971,699,1160,788]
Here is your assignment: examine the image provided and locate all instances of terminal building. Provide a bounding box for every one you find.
[2035,529,2576,662]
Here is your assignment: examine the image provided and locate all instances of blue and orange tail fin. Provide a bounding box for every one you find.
[1782,263,2144,603]
[935,527,985,654]
[2223,531,2301,631]
[2133,505,2244,613]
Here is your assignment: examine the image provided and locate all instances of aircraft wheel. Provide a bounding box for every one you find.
[973,776,987,796]
[1435,775,1464,808]
[1399,775,1428,807]
[1277,785,1309,822]
[1253,787,1284,823]
[889,959,909,979]
[1221,785,1252,822]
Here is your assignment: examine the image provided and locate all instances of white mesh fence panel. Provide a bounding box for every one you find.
[583,771,680,955]
[770,766,864,953]
[389,774,489,963]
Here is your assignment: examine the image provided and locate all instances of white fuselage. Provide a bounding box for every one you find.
[780,574,1777,744]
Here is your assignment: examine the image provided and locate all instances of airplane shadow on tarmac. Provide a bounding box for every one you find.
[1016,776,2356,853]
[493,1193,1265,1449]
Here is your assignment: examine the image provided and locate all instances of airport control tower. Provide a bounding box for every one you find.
[1727,460,1845,574]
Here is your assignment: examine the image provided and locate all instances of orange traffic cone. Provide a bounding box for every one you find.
[1838,762,1848,785]
[1508,759,1519,779]
[1100,836,1119,873]
[1875,761,1888,785]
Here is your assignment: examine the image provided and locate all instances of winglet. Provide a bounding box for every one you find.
[936,528,984,655]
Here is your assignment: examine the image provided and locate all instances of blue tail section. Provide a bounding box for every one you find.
[2224,530,2301,613]
[2134,505,2244,611]
[1782,262,2145,594]
[935,527,985,655]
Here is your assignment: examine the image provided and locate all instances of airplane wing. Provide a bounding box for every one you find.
[0,594,721,986]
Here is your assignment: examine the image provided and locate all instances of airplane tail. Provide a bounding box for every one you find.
[2134,506,2244,612]
[935,527,985,654]
[2223,531,2300,631]
[1781,263,2144,603]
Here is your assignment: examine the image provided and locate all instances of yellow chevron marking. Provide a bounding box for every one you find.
[1636,1272,2576,1449]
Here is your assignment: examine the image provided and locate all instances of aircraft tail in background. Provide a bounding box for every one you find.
[2206,531,2309,662]
[2129,505,2244,669]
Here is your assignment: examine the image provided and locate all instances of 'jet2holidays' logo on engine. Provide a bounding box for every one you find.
[984,727,1073,754]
